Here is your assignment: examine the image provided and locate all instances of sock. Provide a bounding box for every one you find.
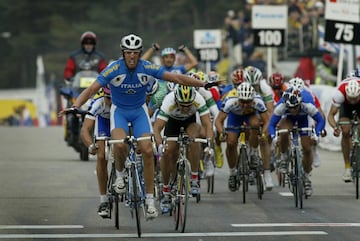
[100,195,108,203]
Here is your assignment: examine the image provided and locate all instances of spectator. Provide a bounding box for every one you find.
[315,53,338,86]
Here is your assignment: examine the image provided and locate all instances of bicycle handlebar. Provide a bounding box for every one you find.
[108,135,153,145]
[276,127,314,135]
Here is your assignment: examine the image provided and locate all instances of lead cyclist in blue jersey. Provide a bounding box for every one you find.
[71,33,212,219]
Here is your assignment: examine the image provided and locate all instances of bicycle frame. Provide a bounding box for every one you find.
[276,126,313,209]
[163,127,207,233]
[108,126,153,238]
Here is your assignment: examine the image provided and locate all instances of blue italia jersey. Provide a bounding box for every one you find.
[96,58,165,109]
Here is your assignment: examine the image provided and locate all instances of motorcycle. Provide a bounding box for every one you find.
[60,70,98,161]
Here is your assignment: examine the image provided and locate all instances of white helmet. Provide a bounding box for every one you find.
[167,82,177,91]
[289,77,304,91]
[345,79,360,98]
[161,47,176,56]
[146,78,159,95]
[120,34,142,50]
[243,66,262,85]
[237,82,255,100]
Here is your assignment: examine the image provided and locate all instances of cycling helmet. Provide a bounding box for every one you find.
[208,71,221,83]
[237,82,255,100]
[187,71,200,80]
[167,82,177,91]
[175,85,196,104]
[345,78,360,98]
[243,66,263,85]
[161,47,176,56]
[347,68,360,78]
[196,71,209,83]
[288,77,305,91]
[103,85,111,97]
[120,34,142,50]
[269,72,284,88]
[282,87,302,107]
[80,31,96,45]
[232,69,244,86]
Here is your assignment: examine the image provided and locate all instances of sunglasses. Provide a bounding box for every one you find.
[178,103,193,108]
[123,50,141,55]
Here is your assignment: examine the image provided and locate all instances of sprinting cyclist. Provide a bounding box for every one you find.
[328,77,360,182]
[268,72,287,104]
[69,34,209,219]
[215,82,274,191]
[268,87,326,197]
[80,86,111,218]
[153,85,214,213]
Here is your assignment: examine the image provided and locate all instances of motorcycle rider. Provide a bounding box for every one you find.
[63,31,107,147]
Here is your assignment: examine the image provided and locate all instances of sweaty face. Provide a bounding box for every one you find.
[123,50,141,69]
[162,54,176,67]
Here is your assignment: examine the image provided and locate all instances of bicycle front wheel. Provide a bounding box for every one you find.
[173,159,189,233]
[256,165,264,200]
[294,149,304,209]
[239,146,248,204]
[130,164,141,238]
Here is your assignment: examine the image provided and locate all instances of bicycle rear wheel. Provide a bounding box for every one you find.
[294,149,303,209]
[351,146,360,199]
[173,159,189,233]
[256,164,264,200]
[130,164,141,238]
[207,175,215,194]
[239,146,248,204]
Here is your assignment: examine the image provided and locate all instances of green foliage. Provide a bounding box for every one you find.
[0,0,244,89]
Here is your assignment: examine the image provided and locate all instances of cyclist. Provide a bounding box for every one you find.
[268,72,288,104]
[63,31,107,147]
[268,87,326,197]
[195,71,223,170]
[327,77,360,182]
[146,44,198,118]
[288,77,326,168]
[153,85,214,213]
[243,66,274,113]
[80,86,111,218]
[69,33,209,219]
[215,82,274,191]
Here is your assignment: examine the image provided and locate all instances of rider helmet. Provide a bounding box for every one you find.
[347,68,360,78]
[146,78,159,95]
[167,82,177,91]
[208,71,221,83]
[243,66,263,85]
[196,71,209,83]
[288,77,305,91]
[237,82,255,101]
[80,31,97,45]
[161,47,176,57]
[282,87,302,107]
[231,69,244,87]
[269,72,284,88]
[175,85,196,104]
[120,34,142,51]
[345,78,360,98]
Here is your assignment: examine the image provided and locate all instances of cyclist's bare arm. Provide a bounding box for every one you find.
[327,104,339,129]
[215,111,227,134]
[153,118,167,145]
[80,117,96,152]
[182,46,198,71]
[141,43,160,61]
[200,113,214,141]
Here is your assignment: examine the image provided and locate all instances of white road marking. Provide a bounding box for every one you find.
[0,225,84,229]
[232,223,360,227]
[279,192,294,196]
[0,231,327,239]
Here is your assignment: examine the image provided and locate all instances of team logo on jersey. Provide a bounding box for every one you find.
[111,74,126,87]
[137,74,151,85]
[126,89,136,94]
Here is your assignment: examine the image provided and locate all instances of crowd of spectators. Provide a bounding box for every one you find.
[221,0,330,83]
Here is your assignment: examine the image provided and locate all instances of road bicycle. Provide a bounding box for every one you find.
[199,144,215,194]
[338,110,360,199]
[226,125,264,204]
[93,135,119,229]
[162,127,208,233]
[276,126,314,209]
[108,123,154,238]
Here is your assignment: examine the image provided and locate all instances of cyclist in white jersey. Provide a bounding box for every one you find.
[153,85,214,213]
[80,86,111,218]
[70,34,210,219]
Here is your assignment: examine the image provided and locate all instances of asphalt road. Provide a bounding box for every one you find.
[0,127,360,241]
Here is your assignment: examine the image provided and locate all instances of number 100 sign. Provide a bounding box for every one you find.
[253,29,285,47]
